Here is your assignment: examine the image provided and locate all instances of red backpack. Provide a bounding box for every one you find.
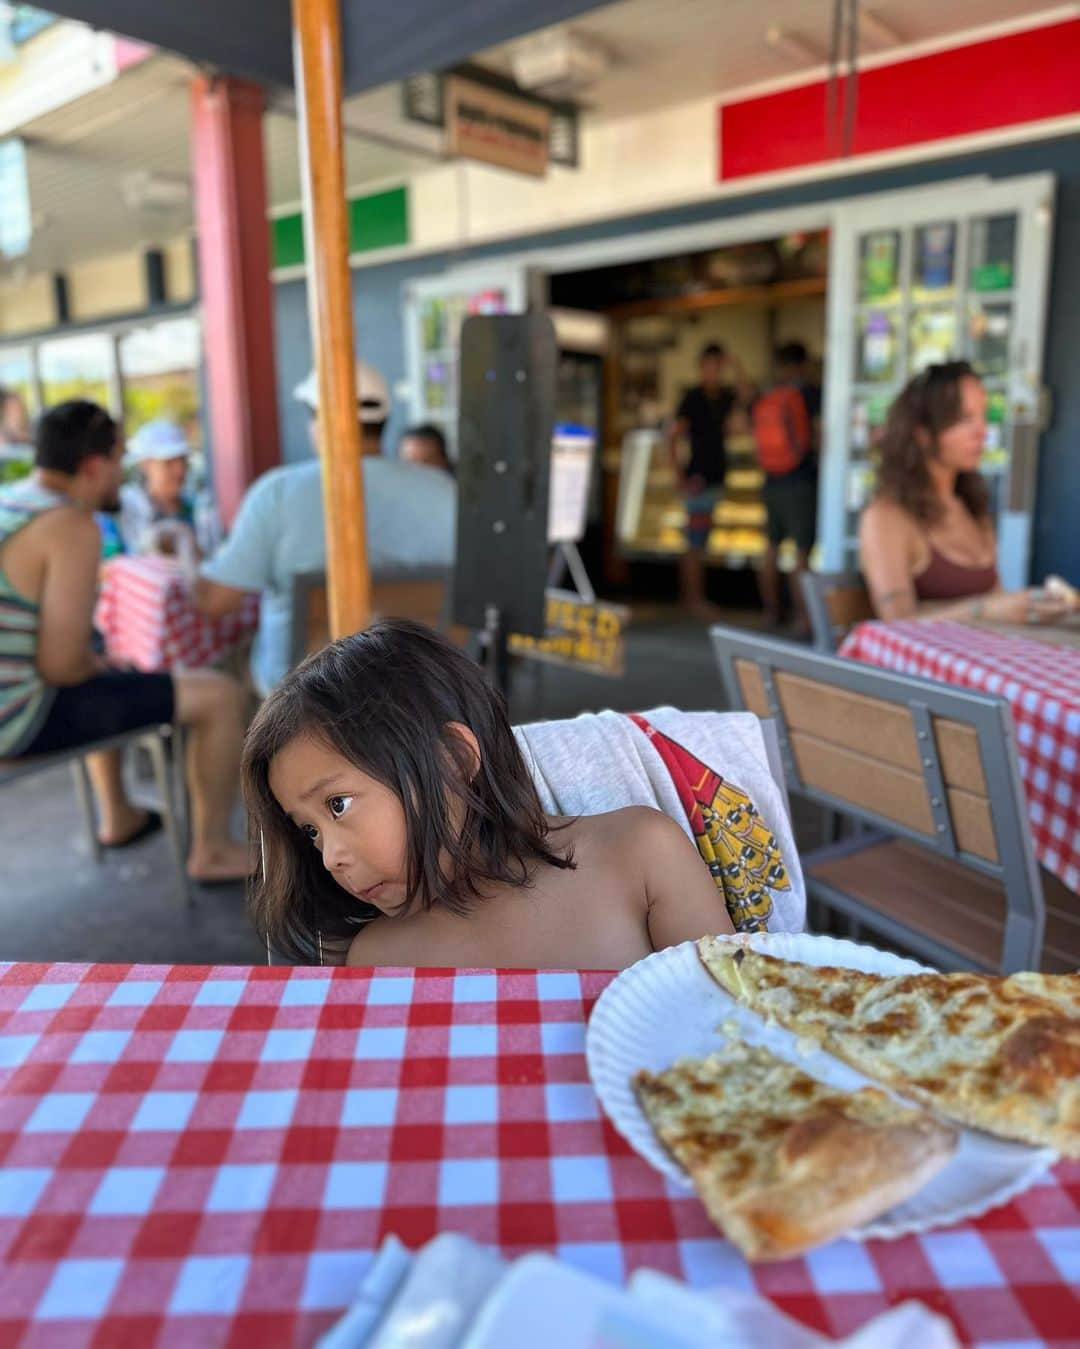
[752,384,812,476]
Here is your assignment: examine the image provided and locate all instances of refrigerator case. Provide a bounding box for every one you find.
[550,309,611,540]
[614,428,772,566]
[404,267,529,459]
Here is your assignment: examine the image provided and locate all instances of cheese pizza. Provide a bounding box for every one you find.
[698,938,1080,1156]
[635,1042,956,1261]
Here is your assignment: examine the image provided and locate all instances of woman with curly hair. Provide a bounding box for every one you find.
[858,361,1068,625]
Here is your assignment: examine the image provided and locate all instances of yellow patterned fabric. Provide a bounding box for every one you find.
[628,713,791,932]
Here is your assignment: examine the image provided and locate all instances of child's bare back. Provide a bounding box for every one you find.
[244,621,735,971]
[346,805,733,971]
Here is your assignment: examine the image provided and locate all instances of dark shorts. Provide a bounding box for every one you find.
[14,671,175,759]
[763,474,818,552]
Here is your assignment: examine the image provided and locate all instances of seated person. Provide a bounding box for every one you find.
[398,423,453,474]
[243,619,734,969]
[118,419,220,561]
[858,362,1069,626]
[0,386,32,453]
[194,360,456,697]
[0,400,250,882]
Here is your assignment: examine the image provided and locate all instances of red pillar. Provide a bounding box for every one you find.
[190,75,281,526]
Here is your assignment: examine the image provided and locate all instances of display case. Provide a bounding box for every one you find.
[615,429,805,569]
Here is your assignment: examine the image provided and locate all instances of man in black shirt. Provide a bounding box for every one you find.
[666,342,749,614]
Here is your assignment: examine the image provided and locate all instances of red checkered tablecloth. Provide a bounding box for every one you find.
[0,962,1076,1348]
[95,555,259,673]
[840,620,1080,894]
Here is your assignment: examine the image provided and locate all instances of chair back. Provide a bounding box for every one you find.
[800,570,875,652]
[710,624,1044,970]
[289,568,451,668]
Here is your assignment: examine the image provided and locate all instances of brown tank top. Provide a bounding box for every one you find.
[914,544,998,602]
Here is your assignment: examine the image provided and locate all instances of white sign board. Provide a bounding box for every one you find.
[548,425,595,544]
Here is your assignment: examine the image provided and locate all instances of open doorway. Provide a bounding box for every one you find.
[548,228,829,617]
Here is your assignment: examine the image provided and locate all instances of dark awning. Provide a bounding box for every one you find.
[40,0,613,94]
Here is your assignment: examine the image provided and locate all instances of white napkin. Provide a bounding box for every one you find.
[629,1269,958,1349]
[318,1236,958,1349]
[317,1234,505,1349]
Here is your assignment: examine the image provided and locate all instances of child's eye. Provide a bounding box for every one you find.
[327,795,353,820]
[300,823,319,843]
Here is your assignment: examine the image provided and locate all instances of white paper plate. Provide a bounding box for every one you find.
[586,931,1056,1240]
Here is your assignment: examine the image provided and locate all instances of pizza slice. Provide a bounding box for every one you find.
[634,1042,956,1261]
[698,937,1080,1156]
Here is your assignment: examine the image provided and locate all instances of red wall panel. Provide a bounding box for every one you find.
[719,18,1080,181]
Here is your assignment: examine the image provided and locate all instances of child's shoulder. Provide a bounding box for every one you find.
[570,805,687,852]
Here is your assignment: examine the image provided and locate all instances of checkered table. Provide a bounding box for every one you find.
[0,963,1076,1349]
[840,619,1080,894]
[95,555,259,673]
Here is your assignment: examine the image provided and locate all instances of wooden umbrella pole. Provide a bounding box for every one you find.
[292,0,369,638]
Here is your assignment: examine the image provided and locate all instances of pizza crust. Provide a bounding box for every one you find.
[636,1045,956,1261]
[698,938,1080,1157]
[1045,574,1080,609]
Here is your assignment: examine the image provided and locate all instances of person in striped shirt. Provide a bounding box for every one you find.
[0,401,250,884]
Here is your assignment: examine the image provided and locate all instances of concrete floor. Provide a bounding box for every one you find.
[0,610,815,966]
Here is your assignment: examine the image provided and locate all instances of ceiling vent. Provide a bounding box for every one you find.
[511,29,610,98]
[121,170,190,213]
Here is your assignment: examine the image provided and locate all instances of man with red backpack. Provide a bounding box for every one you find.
[752,341,821,633]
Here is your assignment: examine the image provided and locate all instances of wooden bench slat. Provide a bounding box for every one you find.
[807,839,1076,973]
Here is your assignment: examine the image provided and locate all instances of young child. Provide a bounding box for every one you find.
[242,619,734,968]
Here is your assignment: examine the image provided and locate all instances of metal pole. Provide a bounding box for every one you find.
[292,0,370,638]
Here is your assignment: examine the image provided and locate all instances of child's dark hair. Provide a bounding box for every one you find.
[242,618,574,963]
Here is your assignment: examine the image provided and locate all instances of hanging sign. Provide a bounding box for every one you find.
[445,74,550,177]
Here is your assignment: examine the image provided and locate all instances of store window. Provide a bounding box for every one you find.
[0,345,35,420]
[118,316,202,448]
[38,332,113,410]
[0,345,35,479]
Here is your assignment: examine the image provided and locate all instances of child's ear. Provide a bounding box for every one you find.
[445,722,481,783]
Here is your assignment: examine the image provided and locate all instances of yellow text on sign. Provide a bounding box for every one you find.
[508,590,629,677]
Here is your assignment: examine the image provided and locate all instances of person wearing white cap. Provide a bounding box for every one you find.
[118,418,220,559]
[194,358,456,697]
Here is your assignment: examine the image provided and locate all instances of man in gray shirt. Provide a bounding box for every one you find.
[194,360,456,696]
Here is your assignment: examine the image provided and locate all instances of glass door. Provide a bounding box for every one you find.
[820,173,1054,588]
[403,265,528,460]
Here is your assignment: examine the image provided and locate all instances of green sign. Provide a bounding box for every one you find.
[271,185,409,270]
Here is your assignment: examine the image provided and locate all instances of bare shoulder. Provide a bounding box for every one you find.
[346,918,410,969]
[859,495,913,540]
[571,806,691,858]
[33,503,98,548]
